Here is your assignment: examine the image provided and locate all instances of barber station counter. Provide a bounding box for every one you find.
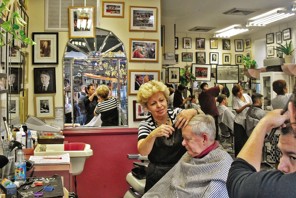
[63,127,138,198]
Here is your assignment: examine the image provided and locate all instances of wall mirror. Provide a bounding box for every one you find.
[63,27,128,128]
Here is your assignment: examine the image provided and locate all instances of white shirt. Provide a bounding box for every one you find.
[232,93,252,128]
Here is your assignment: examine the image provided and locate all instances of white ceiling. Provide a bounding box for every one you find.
[161,0,296,35]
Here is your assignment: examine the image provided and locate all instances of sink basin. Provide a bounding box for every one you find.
[34,143,93,175]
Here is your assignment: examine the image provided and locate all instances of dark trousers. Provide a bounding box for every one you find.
[234,122,248,157]
[214,115,219,140]
[144,163,173,193]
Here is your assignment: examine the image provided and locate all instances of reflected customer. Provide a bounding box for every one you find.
[137,80,199,192]
[94,85,119,126]
[83,84,98,125]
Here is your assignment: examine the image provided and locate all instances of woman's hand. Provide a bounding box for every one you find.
[174,109,196,129]
[152,124,174,138]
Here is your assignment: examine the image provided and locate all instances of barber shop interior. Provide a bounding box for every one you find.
[0,0,296,197]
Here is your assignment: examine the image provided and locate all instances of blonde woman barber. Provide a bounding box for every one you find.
[137,80,200,192]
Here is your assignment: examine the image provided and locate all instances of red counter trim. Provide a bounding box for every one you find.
[63,127,138,136]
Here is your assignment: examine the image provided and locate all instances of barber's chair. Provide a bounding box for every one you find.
[218,122,234,153]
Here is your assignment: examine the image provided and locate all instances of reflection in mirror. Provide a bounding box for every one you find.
[63,28,127,128]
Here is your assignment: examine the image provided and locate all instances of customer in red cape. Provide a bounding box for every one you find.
[137,80,199,193]
[198,82,223,140]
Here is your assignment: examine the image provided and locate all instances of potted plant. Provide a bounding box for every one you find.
[242,55,261,79]
[180,65,195,87]
[275,41,295,63]
[0,0,35,46]
[242,55,257,69]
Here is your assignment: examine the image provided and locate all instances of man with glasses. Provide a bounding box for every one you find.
[227,84,296,197]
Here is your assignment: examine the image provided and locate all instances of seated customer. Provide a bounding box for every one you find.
[271,79,292,109]
[217,94,235,137]
[94,85,119,126]
[227,84,296,197]
[143,114,233,197]
[245,93,266,137]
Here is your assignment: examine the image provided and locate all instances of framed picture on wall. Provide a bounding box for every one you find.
[133,100,149,121]
[182,52,193,62]
[209,52,219,64]
[196,38,205,50]
[128,70,160,95]
[216,65,239,84]
[222,39,231,50]
[234,39,244,52]
[32,32,59,64]
[175,54,179,63]
[245,39,251,49]
[266,33,274,44]
[235,54,243,64]
[168,67,180,83]
[192,64,211,81]
[222,53,231,64]
[102,1,124,18]
[34,95,55,119]
[210,38,218,49]
[33,67,56,94]
[196,52,206,64]
[282,28,291,41]
[267,46,274,56]
[8,67,22,94]
[129,38,158,62]
[68,6,95,38]
[8,95,19,120]
[276,32,282,44]
[129,6,158,32]
[183,37,192,49]
[175,37,178,49]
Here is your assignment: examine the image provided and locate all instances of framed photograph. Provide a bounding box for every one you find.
[128,70,160,95]
[245,39,251,49]
[2,46,22,63]
[209,52,219,64]
[8,95,19,119]
[32,32,58,64]
[34,95,55,119]
[267,46,274,56]
[192,64,211,81]
[175,54,179,63]
[222,39,231,50]
[0,73,7,91]
[133,100,149,121]
[235,54,243,64]
[266,33,274,44]
[196,52,206,64]
[234,39,244,52]
[282,28,291,41]
[216,65,239,84]
[182,52,193,62]
[276,32,282,44]
[175,37,178,49]
[129,38,158,62]
[102,1,124,18]
[129,6,158,32]
[210,38,218,49]
[8,67,22,94]
[168,67,180,83]
[33,67,56,94]
[183,37,192,49]
[196,38,205,50]
[68,6,95,38]
[222,53,231,64]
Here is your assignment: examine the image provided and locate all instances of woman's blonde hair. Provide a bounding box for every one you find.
[96,85,110,99]
[137,80,169,107]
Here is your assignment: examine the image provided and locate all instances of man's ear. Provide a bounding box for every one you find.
[288,101,296,124]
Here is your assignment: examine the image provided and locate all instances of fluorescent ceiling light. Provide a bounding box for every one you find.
[247,8,295,26]
[214,24,249,38]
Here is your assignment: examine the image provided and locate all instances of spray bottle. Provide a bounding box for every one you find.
[14,144,26,183]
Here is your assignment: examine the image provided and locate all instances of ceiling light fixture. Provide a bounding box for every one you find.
[247,8,295,27]
[214,24,249,38]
